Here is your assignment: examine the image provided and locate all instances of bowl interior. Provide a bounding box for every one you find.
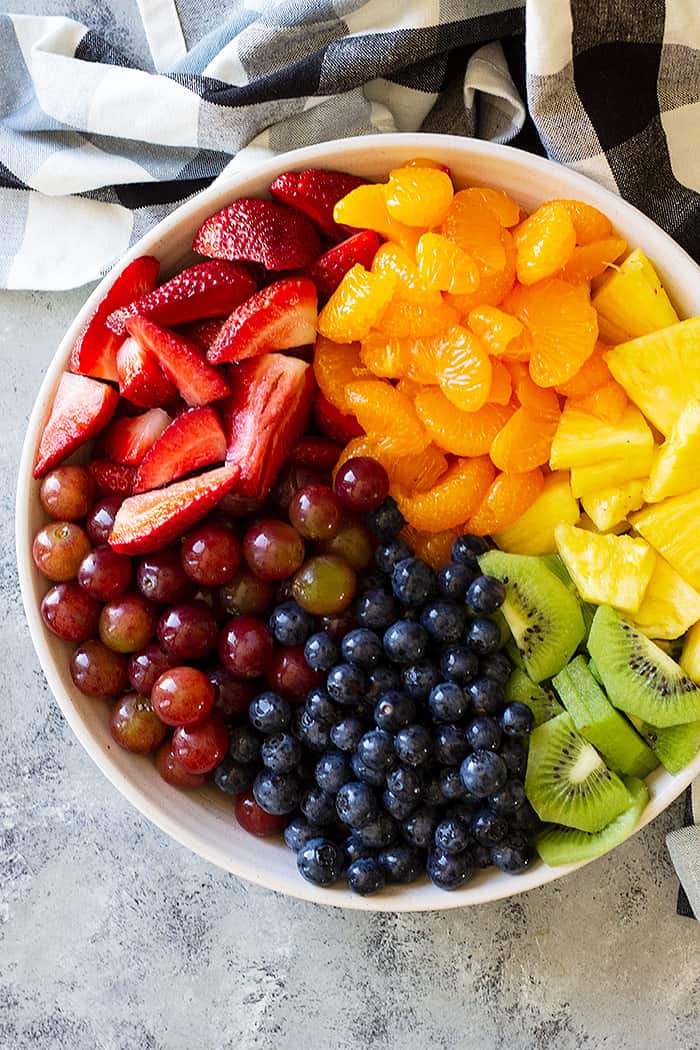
[16,133,700,910]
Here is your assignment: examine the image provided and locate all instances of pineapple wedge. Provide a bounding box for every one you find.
[569,449,655,498]
[554,523,656,613]
[592,248,679,340]
[549,404,653,470]
[581,479,645,531]
[644,399,700,502]
[493,472,579,555]
[605,318,700,436]
[632,556,700,639]
[631,488,700,590]
[681,622,700,683]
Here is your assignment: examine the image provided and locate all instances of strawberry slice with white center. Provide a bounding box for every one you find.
[133,406,227,494]
[207,278,317,365]
[105,260,256,336]
[179,317,226,351]
[33,373,120,478]
[193,198,320,271]
[308,231,382,301]
[116,336,178,409]
[101,407,172,465]
[109,464,239,554]
[69,256,159,382]
[126,316,230,406]
[269,169,367,239]
[223,353,314,498]
[87,458,136,496]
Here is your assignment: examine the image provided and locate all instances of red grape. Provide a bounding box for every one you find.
[99,592,158,653]
[40,465,95,521]
[172,713,228,773]
[292,555,356,615]
[157,600,218,660]
[70,639,129,697]
[136,548,193,603]
[41,582,100,642]
[242,519,305,582]
[335,456,389,512]
[151,666,215,727]
[218,491,266,519]
[127,644,177,695]
[219,615,273,678]
[181,521,241,586]
[32,522,91,581]
[155,740,208,788]
[78,545,132,601]
[317,514,373,570]
[320,610,358,640]
[218,566,275,617]
[266,645,322,703]
[234,790,287,836]
[289,485,342,540]
[270,463,329,514]
[208,667,257,720]
[86,496,122,544]
[110,693,168,753]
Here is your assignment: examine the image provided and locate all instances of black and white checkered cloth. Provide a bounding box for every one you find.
[2,0,699,913]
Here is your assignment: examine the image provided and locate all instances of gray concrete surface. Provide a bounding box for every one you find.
[1,287,699,1050]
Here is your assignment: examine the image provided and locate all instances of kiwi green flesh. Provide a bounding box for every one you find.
[553,656,658,778]
[536,776,648,866]
[588,605,700,728]
[525,712,633,833]
[479,551,585,683]
[504,668,564,726]
[630,716,700,775]
[540,555,594,640]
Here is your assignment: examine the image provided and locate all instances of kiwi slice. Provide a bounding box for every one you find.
[541,554,595,639]
[587,605,700,727]
[588,657,602,684]
[553,656,658,778]
[536,776,648,866]
[629,716,700,775]
[479,551,585,682]
[525,712,633,832]
[504,668,564,726]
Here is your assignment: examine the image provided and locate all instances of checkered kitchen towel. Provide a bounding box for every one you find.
[2,0,699,913]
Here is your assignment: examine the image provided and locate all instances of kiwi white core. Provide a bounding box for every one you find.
[569,744,604,783]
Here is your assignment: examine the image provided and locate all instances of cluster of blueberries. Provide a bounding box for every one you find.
[215,498,538,895]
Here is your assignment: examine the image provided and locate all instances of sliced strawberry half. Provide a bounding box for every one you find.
[126,317,230,407]
[69,256,160,382]
[34,373,119,478]
[133,406,227,494]
[207,278,318,365]
[193,198,320,271]
[223,354,314,498]
[179,317,226,351]
[270,169,367,239]
[105,260,256,335]
[87,458,136,496]
[307,231,382,301]
[288,437,342,471]
[109,465,239,555]
[101,407,172,466]
[116,336,178,409]
[313,389,364,443]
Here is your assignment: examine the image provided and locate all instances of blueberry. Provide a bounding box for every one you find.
[427,847,473,890]
[214,757,255,795]
[297,837,343,886]
[300,785,337,826]
[382,620,429,665]
[471,808,509,846]
[465,716,502,752]
[382,789,418,821]
[464,618,501,655]
[357,729,396,771]
[467,676,504,716]
[365,496,405,539]
[509,799,540,832]
[356,589,398,630]
[434,724,469,766]
[229,725,261,765]
[366,665,401,703]
[439,645,479,685]
[466,574,506,615]
[490,831,533,874]
[402,805,439,848]
[249,691,291,734]
[347,856,386,895]
[394,724,433,767]
[336,781,378,828]
[326,663,367,706]
[489,778,527,814]
[401,661,440,700]
[358,812,399,848]
[350,751,387,787]
[253,770,303,815]
[261,732,302,773]
[386,765,423,804]
[284,816,322,852]
[330,717,365,752]
[451,533,488,571]
[358,572,386,593]
[479,650,512,685]
[304,687,340,726]
[378,844,422,884]
[375,539,412,575]
[315,750,352,794]
[444,799,479,824]
[341,833,375,864]
[460,750,508,798]
[435,817,471,854]
[428,682,468,723]
[391,558,435,606]
[269,601,314,646]
[498,736,527,778]
[304,632,339,673]
[420,601,467,644]
[438,766,469,801]
[374,691,416,733]
[421,771,446,807]
[341,628,383,669]
[437,561,474,601]
[500,701,535,737]
[294,709,332,752]
[472,843,493,868]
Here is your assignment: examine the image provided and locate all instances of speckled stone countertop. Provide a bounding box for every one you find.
[2,287,699,1050]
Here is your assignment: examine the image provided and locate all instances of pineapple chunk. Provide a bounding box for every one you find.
[632,556,700,639]
[493,472,580,555]
[592,248,679,340]
[577,512,629,536]
[631,488,700,590]
[554,523,656,613]
[681,622,700,683]
[644,399,700,502]
[549,404,653,470]
[569,446,655,498]
[605,318,700,436]
[581,479,645,531]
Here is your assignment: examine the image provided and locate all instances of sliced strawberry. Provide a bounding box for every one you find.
[193,198,320,271]
[116,337,177,409]
[126,317,230,407]
[313,390,364,443]
[179,318,226,351]
[288,437,342,471]
[109,465,239,555]
[69,256,160,382]
[105,260,256,336]
[207,278,317,365]
[133,406,227,494]
[34,373,119,478]
[87,458,136,496]
[269,169,367,239]
[101,407,172,466]
[307,231,382,301]
[223,354,314,498]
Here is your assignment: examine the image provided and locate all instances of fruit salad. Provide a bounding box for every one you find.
[28,158,700,897]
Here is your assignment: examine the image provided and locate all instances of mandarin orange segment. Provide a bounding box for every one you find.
[550,199,613,245]
[400,525,459,570]
[396,377,424,400]
[467,468,545,535]
[384,167,454,228]
[318,264,396,343]
[506,278,598,388]
[441,192,506,273]
[467,305,528,359]
[415,387,513,456]
[569,379,629,424]
[554,343,612,397]
[514,202,576,285]
[360,332,412,378]
[333,183,419,253]
[489,406,559,473]
[505,360,561,418]
[314,336,371,410]
[415,233,480,295]
[487,358,513,404]
[400,157,451,174]
[396,456,496,531]
[446,229,516,315]
[562,237,627,283]
[459,186,521,227]
[344,379,429,455]
[371,243,436,304]
[389,444,449,493]
[432,326,492,412]
[375,297,461,340]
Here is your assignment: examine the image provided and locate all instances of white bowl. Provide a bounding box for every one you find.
[16,133,700,910]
